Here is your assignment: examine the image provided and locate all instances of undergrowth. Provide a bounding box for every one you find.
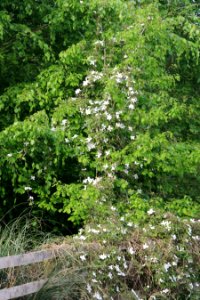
[0,212,199,299]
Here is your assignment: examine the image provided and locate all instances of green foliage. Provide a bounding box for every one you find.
[0,0,200,226]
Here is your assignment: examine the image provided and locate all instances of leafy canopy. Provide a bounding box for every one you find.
[0,0,200,226]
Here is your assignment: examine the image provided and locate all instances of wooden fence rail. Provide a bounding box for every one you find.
[0,249,55,269]
[0,280,47,300]
[0,248,59,300]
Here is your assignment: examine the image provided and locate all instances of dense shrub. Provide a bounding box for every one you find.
[0,0,200,226]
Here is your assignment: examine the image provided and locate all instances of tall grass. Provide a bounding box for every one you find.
[0,215,53,257]
[0,215,56,290]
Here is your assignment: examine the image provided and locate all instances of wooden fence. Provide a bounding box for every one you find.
[0,248,57,300]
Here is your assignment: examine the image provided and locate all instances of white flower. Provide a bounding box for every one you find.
[83,177,95,184]
[111,164,116,171]
[29,196,34,200]
[86,283,92,293]
[111,206,116,211]
[121,228,127,234]
[101,124,106,130]
[103,100,109,106]
[130,135,136,140]
[128,247,135,255]
[143,243,149,250]
[118,271,126,276]
[150,257,158,263]
[105,150,111,156]
[106,114,112,121]
[61,119,67,126]
[161,220,171,231]
[114,265,121,272]
[127,222,133,227]
[163,262,171,272]
[89,59,96,66]
[128,103,135,110]
[99,253,107,260]
[85,108,92,115]
[72,134,78,139]
[147,208,155,215]
[7,153,12,157]
[172,234,176,240]
[79,235,86,240]
[75,88,81,95]
[115,72,124,83]
[87,143,96,151]
[108,272,113,279]
[88,228,100,234]
[94,40,104,47]
[130,97,137,103]
[80,254,86,261]
[86,136,92,143]
[25,187,32,191]
[83,79,90,86]
[189,283,193,289]
[93,291,103,300]
[192,236,200,241]
[149,225,155,230]
[92,177,102,186]
[161,289,169,294]
[116,122,125,129]
[96,151,102,158]
[31,176,35,180]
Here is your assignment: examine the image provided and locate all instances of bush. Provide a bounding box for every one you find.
[36,212,200,299]
[0,1,200,227]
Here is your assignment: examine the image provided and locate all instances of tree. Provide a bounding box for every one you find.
[0,0,199,227]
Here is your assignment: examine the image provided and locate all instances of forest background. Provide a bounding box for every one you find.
[0,0,199,299]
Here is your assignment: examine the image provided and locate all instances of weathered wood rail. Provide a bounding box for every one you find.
[0,248,58,300]
[0,243,100,300]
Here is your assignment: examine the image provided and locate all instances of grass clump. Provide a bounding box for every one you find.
[0,216,55,290]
